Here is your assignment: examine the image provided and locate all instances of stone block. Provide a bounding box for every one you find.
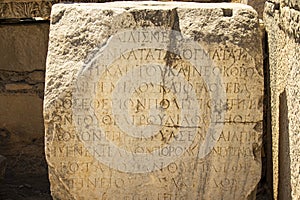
[0,23,49,72]
[45,2,263,199]
[264,2,300,199]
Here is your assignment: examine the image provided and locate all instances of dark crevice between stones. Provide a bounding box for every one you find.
[256,30,274,200]
[163,8,182,101]
[0,18,49,25]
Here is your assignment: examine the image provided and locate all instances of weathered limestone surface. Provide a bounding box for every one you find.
[45,2,263,199]
[264,2,300,199]
[0,0,265,20]
[0,0,106,20]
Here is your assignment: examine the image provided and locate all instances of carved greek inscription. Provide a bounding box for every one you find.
[45,26,263,199]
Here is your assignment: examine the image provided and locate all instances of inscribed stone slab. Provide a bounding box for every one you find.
[44,2,263,199]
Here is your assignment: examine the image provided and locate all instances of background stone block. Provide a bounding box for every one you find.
[0,23,49,72]
[264,2,300,199]
[0,20,51,200]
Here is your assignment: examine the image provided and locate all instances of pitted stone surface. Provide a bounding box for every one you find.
[264,2,300,199]
[44,2,263,199]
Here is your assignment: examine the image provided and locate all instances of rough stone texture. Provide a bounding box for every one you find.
[264,2,300,199]
[0,0,265,20]
[0,0,110,20]
[186,0,266,18]
[266,0,300,11]
[45,2,263,199]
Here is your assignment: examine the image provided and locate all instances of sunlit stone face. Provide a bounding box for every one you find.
[44,2,263,199]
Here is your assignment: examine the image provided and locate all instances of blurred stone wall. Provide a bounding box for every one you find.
[0,22,49,177]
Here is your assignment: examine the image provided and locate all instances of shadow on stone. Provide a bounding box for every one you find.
[278,89,292,200]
